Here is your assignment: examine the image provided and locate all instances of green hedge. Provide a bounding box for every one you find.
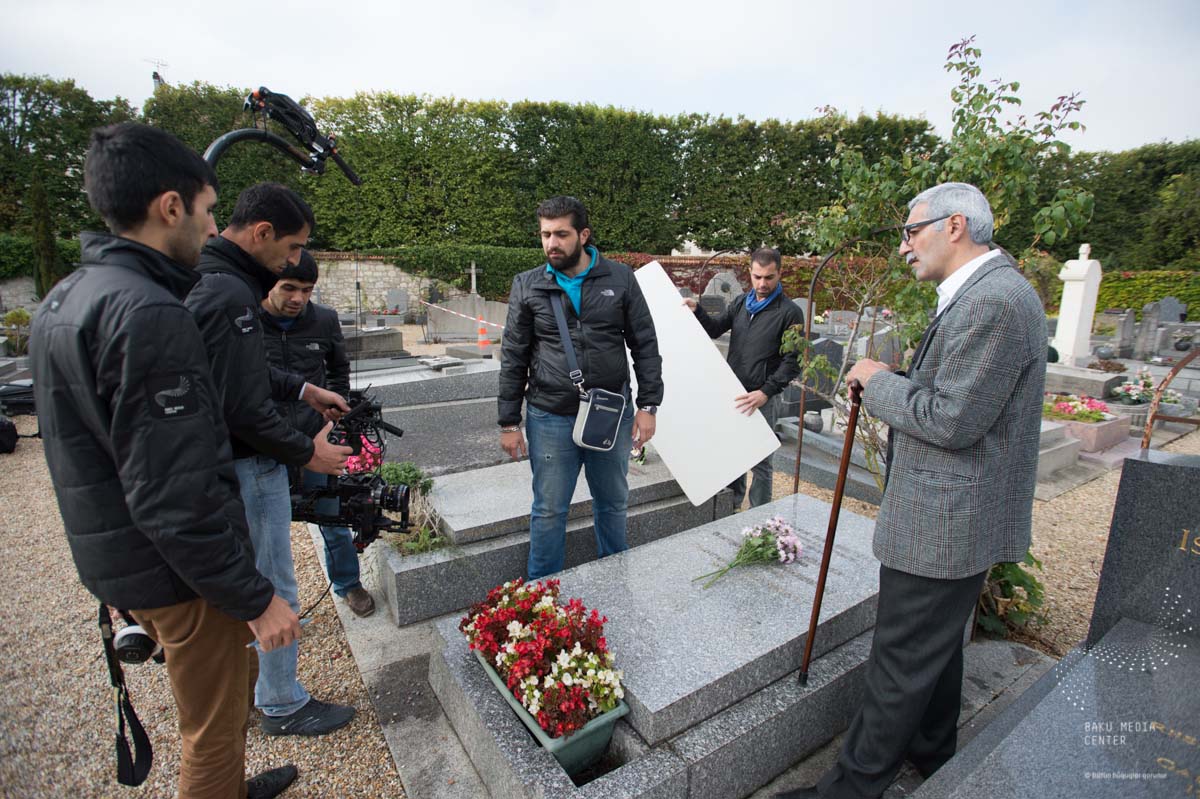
[0,233,81,280]
[1096,270,1200,319]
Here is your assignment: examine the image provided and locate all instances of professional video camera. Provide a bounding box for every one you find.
[289,389,410,551]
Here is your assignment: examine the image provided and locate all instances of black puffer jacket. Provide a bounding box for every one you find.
[186,236,314,465]
[261,302,350,439]
[498,252,663,426]
[30,233,273,620]
[695,291,805,397]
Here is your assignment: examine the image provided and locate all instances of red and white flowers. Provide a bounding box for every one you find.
[460,579,624,739]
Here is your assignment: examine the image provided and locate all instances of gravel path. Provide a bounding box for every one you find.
[0,415,403,798]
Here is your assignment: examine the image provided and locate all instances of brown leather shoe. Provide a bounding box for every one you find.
[344,587,376,617]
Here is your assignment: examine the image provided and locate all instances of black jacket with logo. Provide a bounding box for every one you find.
[498,251,663,426]
[30,232,273,619]
[260,302,350,439]
[694,291,804,397]
[185,236,313,465]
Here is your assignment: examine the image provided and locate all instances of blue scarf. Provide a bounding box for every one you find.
[744,283,782,316]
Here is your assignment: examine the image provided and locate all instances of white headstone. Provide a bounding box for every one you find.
[1051,244,1103,367]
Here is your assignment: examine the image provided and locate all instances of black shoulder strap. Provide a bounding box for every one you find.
[99,604,153,786]
[550,294,587,398]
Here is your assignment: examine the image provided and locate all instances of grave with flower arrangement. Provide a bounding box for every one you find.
[430,493,884,799]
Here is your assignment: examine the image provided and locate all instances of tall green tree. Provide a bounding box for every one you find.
[29,171,62,296]
[0,73,133,237]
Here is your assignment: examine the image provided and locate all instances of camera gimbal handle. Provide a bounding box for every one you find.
[202,86,362,185]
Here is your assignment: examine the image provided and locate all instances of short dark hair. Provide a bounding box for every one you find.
[536,196,590,237]
[279,249,318,284]
[84,123,217,234]
[750,247,781,270]
[228,182,315,238]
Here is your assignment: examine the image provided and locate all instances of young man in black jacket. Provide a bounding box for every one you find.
[260,251,375,617]
[186,183,356,737]
[499,196,663,579]
[685,248,803,507]
[32,123,300,798]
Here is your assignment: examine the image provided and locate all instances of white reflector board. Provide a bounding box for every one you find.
[634,261,780,506]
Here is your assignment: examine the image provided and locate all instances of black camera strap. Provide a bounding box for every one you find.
[98,604,153,786]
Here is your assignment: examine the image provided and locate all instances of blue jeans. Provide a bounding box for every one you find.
[234,456,310,717]
[729,393,781,508]
[525,403,634,579]
[300,469,363,596]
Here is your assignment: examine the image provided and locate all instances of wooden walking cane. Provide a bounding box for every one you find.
[798,378,863,686]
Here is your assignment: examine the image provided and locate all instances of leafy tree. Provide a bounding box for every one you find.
[1127,168,1200,268]
[0,73,133,237]
[29,170,63,296]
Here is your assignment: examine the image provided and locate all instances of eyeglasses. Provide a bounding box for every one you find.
[901,214,952,243]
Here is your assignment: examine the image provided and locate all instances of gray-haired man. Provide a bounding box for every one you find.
[778,183,1046,798]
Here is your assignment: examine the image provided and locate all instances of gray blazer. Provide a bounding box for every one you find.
[865,254,1046,580]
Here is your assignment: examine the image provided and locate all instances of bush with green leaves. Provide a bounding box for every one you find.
[379,461,433,495]
[977,551,1048,636]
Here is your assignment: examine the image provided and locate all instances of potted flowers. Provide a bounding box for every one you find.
[1042,394,1125,452]
[459,579,627,776]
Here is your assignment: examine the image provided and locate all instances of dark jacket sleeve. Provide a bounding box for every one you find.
[326,317,351,396]
[498,275,534,426]
[105,304,274,621]
[761,302,804,398]
[269,366,305,401]
[693,294,737,339]
[624,272,664,408]
[186,276,315,467]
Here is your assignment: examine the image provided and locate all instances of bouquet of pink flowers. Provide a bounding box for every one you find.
[693,516,803,588]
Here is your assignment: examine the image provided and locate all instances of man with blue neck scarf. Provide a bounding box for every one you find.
[684,248,803,507]
[498,196,663,579]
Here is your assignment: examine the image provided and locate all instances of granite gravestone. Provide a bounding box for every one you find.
[1159,296,1187,323]
[699,295,727,317]
[386,288,408,314]
[1134,301,1162,361]
[1116,309,1136,358]
[915,448,1200,799]
[702,270,742,302]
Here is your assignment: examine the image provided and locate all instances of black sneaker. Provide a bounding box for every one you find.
[246,764,298,799]
[260,698,356,737]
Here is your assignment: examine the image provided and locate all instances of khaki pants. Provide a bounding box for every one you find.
[134,598,256,799]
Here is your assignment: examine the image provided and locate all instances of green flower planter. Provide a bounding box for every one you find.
[473,650,628,776]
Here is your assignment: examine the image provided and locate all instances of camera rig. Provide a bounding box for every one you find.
[289,390,410,551]
[203,86,362,185]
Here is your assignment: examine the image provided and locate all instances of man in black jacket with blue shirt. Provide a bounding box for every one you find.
[685,248,803,507]
[498,196,663,580]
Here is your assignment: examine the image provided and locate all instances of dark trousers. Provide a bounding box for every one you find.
[818,565,987,799]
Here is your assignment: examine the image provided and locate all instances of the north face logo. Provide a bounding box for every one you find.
[306,343,321,351]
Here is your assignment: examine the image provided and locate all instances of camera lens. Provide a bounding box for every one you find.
[114,625,158,664]
[375,482,410,518]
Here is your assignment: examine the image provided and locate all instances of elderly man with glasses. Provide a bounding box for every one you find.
[777,183,1047,799]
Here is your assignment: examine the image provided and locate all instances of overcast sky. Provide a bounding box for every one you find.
[3,0,1197,154]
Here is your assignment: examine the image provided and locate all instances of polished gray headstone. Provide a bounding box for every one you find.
[1087,448,1200,645]
[377,490,736,627]
[1043,363,1124,400]
[549,495,879,744]
[382,398,509,478]
[699,295,727,317]
[915,617,1200,799]
[431,455,683,544]
[351,359,500,407]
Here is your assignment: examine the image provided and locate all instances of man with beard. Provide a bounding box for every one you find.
[32,123,301,798]
[498,195,663,579]
[186,183,356,737]
[260,250,375,617]
[684,247,803,508]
